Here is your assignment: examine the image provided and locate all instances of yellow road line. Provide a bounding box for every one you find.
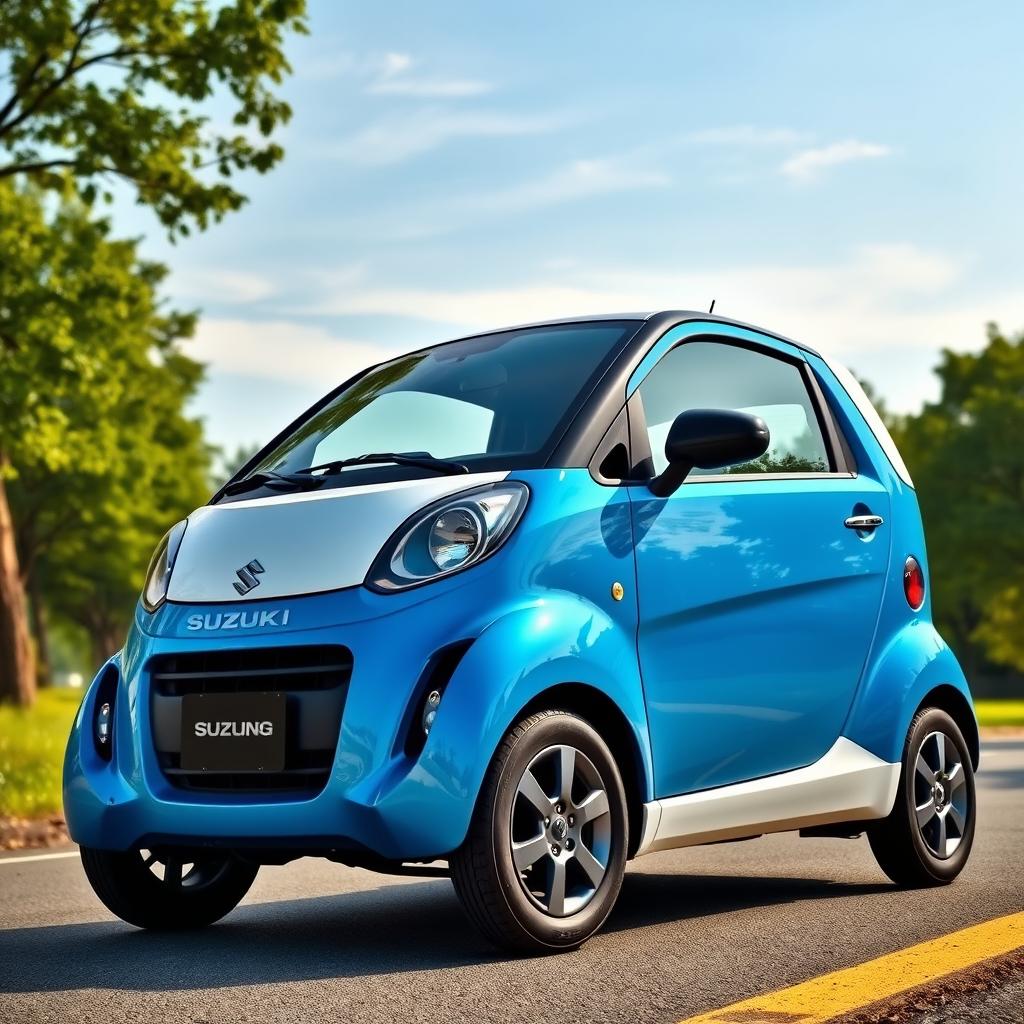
[678,911,1024,1024]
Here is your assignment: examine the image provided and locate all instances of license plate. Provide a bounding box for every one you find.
[180,692,286,772]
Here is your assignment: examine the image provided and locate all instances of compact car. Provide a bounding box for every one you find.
[64,312,978,952]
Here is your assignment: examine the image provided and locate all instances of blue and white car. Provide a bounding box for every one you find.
[64,312,978,952]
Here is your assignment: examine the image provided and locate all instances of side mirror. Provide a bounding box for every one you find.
[649,409,770,497]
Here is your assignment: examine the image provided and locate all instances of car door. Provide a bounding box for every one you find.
[629,330,890,798]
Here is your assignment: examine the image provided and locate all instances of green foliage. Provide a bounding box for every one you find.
[892,324,1024,673]
[0,686,80,816]
[2,182,210,661]
[0,0,307,235]
[0,182,190,472]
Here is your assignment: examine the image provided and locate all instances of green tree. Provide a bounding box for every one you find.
[0,185,208,702]
[0,0,307,234]
[0,1,305,704]
[893,324,1024,673]
[13,331,210,671]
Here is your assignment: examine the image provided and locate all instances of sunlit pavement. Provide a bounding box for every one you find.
[1,740,1021,1024]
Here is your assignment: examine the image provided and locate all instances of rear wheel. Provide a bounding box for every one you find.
[450,709,629,953]
[868,707,976,886]
[81,846,259,929]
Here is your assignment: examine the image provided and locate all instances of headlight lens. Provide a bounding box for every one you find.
[141,520,187,612]
[368,482,528,591]
[428,507,483,570]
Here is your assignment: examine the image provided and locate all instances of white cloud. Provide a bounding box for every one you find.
[368,77,492,98]
[286,243,1022,415]
[379,52,414,77]
[781,139,891,183]
[190,318,403,386]
[171,269,279,305]
[298,48,491,98]
[188,246,1020,425]
[332,109,566,165]
[685,125,806,146]
[457,157,669,215]
[304,244,968,330]
[364,51,491,97]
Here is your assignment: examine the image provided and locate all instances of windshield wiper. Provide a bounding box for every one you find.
[223,452,470,498]
[222,470,325,497]
[295,452,470,477]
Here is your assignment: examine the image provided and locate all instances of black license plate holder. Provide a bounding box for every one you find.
[180,692,286,772]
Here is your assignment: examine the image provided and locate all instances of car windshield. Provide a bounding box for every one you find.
[226,320,638,499]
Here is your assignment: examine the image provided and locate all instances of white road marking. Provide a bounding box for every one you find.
[0,850,79,866]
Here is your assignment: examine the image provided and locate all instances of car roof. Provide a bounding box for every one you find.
[442,310,822,359]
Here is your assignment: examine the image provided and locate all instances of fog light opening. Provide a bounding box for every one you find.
[92,665,119,761]
[422,689,441,736]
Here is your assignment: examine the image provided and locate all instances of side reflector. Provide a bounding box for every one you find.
[904,556,926,611]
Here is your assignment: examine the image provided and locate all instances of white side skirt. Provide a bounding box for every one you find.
[635,737,900,857]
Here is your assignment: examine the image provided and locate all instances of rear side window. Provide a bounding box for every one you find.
[637,340,831,476]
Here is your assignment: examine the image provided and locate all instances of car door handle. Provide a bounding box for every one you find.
[844,514,884,530]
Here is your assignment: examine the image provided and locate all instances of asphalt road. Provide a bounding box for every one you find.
[2,739,1021,1024]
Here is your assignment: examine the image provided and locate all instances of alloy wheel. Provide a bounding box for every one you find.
[913,731,970,860]
[509,743,613,917]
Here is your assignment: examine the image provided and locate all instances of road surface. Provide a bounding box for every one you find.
[1,738,1021,1024]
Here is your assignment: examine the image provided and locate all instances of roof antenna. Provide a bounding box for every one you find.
[708,298,716,314]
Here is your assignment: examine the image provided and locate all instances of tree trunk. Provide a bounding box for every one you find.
[27,572,52,688]
[88,615,123,672]
[0,467,36,706]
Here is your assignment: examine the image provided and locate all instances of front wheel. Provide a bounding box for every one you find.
[450,709,629,954]
[868,707,976,887]
[81,846,259,929]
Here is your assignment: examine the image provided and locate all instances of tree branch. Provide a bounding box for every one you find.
[0,0,108,132]
[0,44,144,140]
[0,158,78,178]
[0,49,52,129]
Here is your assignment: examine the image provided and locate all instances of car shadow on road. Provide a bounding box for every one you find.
[0,867,893,994]
[606,871,892,935]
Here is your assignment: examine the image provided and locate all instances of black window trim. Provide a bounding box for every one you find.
[594,331,857,486]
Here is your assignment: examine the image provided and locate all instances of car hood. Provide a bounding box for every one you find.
[167,472,507,603]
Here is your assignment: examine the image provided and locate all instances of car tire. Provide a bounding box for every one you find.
[80,846,259,929]
[868,707,976,887]
[450,709,629,954]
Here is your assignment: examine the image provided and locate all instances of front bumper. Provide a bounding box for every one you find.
[63,575,504,860]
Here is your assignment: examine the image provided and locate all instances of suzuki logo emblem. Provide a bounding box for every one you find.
[233,559,265,595]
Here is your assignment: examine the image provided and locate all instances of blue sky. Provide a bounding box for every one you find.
[117,1,1024,456]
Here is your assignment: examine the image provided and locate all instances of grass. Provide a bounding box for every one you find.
[0,688,82,818]
[0,690,1020,821]
[975,699,1024,729]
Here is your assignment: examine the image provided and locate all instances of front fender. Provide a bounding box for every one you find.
[844,620,975,765]
[364,594,652,858]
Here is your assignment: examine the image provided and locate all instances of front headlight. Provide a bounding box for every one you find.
[367,482,528,592]
[141,520,187,612]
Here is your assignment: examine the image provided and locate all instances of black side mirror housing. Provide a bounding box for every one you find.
[649,409,770,497]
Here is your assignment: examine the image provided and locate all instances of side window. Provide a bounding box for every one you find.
[637,340,831,476]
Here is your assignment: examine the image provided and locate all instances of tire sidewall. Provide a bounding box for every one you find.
[900,709,976,882]
[489,713,628,950]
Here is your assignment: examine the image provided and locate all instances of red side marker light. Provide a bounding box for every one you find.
[904,556,925,611]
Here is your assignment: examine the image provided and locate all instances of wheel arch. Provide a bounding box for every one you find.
[518,682,650,858]
[917,684,980,770]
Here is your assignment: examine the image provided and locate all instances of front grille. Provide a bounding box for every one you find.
[150,645,351,796]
